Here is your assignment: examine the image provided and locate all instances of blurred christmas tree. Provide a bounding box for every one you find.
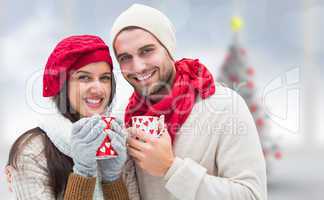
[217,17,282,175]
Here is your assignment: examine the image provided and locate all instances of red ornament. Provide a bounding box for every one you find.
[250,104,258,113]
[240,48,246,55]
[224,53,231,62]
[247,81,254,89]
[256,118,264,127]
[229,74,239,83]
[274,151,282,159]
[247,67,255,76]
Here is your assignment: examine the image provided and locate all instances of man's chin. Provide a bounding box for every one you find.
[135,84,170,101]
[147,93,167,102]
[147,87,170,102]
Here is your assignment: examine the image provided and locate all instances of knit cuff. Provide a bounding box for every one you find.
[73,164,96,177]
[64,173,97,200]
[164,157,184,181]
[165,158,207,200]
[102,177,129,200]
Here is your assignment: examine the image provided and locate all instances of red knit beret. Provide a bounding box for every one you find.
[43,35,113,97]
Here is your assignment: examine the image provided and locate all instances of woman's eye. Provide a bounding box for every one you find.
[101,76,111,81]
[78,75,90,81]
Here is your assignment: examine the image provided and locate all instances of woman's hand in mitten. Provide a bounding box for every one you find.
[71,115,106,177]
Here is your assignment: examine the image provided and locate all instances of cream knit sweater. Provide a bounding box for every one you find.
[133,83,267,200]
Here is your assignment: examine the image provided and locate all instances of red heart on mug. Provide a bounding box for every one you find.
[139,118,143,123]
[136,124,140,128]
[110,149,115,155]
[149,129,154,134]
[149,117,154,122]
[96,126,118,158]
[143,121,149,127]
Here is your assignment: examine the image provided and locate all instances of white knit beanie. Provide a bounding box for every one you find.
[111,4,176,58]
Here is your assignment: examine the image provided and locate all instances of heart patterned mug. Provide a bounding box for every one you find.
[131,115,164,138]
[96,116,118,160]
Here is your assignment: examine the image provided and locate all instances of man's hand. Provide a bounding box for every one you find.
[126,126,174,177]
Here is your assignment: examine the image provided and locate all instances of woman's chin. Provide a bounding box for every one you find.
[80,101,110,117]
[80,108,106,118]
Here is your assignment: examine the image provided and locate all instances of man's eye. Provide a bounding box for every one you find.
[119,55,130,63]
[141,48,153,55]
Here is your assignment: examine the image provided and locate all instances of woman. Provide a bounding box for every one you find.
[5,35,132,199]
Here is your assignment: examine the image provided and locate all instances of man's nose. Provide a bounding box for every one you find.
[132,56,147,74]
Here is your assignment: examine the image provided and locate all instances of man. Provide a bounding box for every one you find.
[111,4,267,200]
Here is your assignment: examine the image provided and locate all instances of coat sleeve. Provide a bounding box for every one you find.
[121,157,141,200]
[163,92,267,200]
[10,135,56,200]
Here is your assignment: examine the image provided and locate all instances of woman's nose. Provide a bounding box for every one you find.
[88,80,104,95]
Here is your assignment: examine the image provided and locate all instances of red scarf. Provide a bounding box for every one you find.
[124,58,215,142]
